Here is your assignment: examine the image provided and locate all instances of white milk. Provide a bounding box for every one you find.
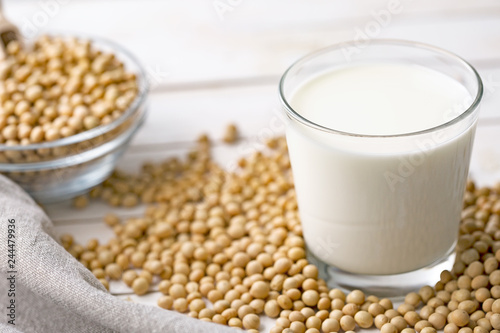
[286,63,476,275]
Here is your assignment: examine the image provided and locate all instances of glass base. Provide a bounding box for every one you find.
[308,247,455,300]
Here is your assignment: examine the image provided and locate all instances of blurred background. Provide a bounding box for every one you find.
[5,1,500,86]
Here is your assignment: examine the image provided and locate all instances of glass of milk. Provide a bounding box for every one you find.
[280,40,483,296]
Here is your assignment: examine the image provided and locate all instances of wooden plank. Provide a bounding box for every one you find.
[3,1,500,85]
[48,120,500,222]
[46,71,500,221]
[132,85,282,146]
[47,140,282,222]
[133,72,500,148]
[470,125,500,187]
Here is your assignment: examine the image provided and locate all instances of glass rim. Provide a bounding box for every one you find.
[0,33,149,151]
[279,39,483,138]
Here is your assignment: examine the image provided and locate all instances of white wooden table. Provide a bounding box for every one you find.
[5,1,500,332]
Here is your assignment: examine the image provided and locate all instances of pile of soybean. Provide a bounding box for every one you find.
[0,36,138,148]
[61,127,500,333]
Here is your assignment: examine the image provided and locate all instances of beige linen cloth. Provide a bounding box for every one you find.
[0,175,239,333]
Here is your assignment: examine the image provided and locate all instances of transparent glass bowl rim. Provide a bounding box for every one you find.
[0,33,149,151]
[279,39,484,138]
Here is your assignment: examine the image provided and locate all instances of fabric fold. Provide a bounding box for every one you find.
[0,175,239,333]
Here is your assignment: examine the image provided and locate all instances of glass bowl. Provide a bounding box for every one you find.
[0,36,149,203]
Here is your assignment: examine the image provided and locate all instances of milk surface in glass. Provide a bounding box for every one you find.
[286,63,475,275]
